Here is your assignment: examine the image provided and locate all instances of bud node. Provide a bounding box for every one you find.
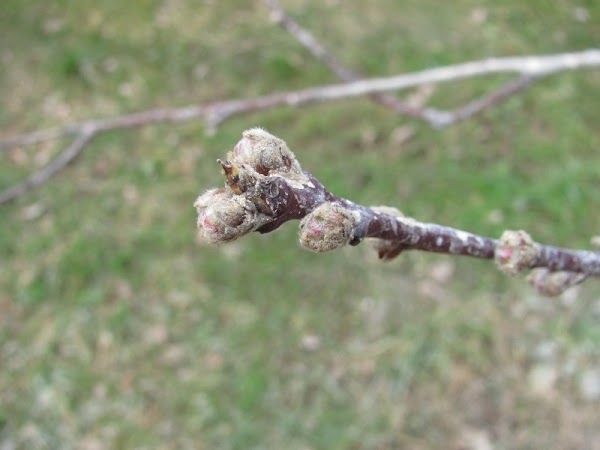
[298,202,357,253]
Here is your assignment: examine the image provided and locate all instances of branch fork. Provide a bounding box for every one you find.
[196,129,600,297]
[2,48,600,205]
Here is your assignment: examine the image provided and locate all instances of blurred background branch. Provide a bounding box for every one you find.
[1,48,599,204]
[264,0,543,127]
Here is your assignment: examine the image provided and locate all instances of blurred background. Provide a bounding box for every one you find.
[2,1,600,449]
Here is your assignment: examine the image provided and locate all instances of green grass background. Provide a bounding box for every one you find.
[2,1,600,448]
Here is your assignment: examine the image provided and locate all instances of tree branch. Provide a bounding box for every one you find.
[2,49,599,204]
[263,0,431,120]
[195,129,600,296]
[438,74,539,126]
[3,49,599,153]
[0,129,96,204]
[263,0,555,128]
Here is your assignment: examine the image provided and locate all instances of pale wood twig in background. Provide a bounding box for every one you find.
[1,44,599,204]
[263,0,542,128]
[263,0,432,120]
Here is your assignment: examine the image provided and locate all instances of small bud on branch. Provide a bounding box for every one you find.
[229,128,303,176]
[299,202,357,252]
[495,230,539,276]
[527,268,588,297]
[196,129,600,295]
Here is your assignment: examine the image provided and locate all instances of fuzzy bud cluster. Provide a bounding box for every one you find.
[495,230,539,276]
[194,188,266,244]
[298,202,357,252]
[195,128,313,245]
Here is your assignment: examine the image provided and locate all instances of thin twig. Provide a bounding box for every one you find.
[264,0,355,81]
[0,125,83,150]
[3,49,599,153]
[440,74,540,126]
[0,129,96,204]
[263,0,431,120]
[2,49,599,204]
[263,0,552,128]
[0,106,209,152]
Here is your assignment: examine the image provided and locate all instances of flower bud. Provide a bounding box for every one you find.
[229,128,302,176]
[299,202,357,252]
[194,188,260,243]
[495,230,539,275]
